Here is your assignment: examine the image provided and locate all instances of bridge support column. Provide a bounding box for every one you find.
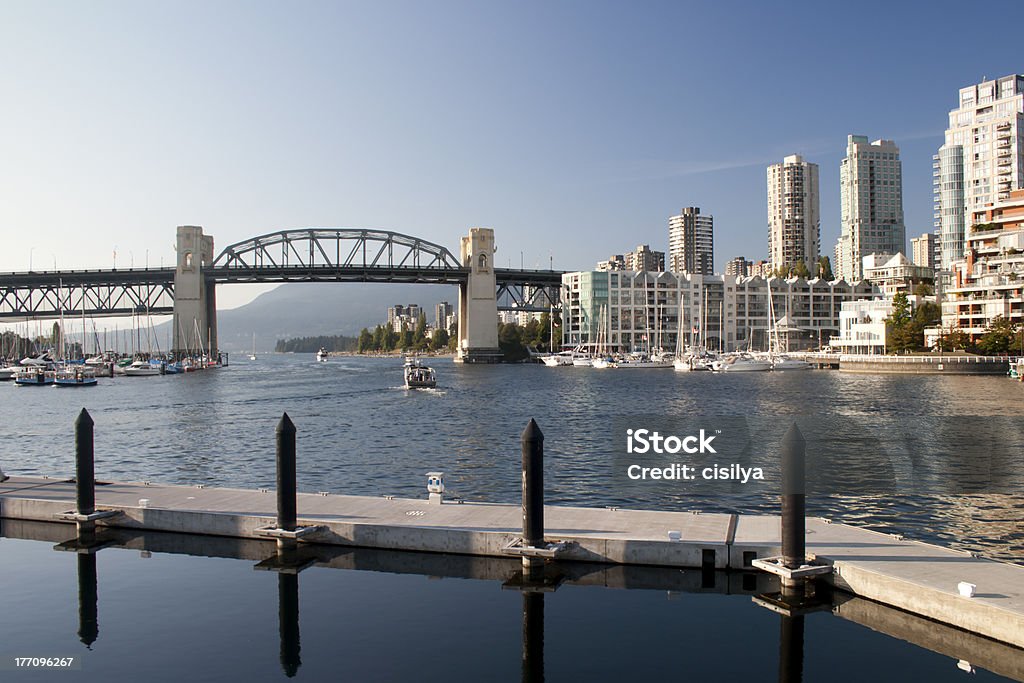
[172,225,217,358]
[455,227,502,363]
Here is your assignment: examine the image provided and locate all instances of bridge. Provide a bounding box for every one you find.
[0,226,564,363]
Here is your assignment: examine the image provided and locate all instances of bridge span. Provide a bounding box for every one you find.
[0,226,563,363]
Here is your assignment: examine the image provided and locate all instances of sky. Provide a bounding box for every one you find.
[2,0,1022,309]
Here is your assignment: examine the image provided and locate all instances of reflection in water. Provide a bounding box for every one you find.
[279,573,301,678]
[6,521,1014,682]
[77,553,98,648]
[521,591,544,683]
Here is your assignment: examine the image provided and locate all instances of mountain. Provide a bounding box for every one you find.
[212,282,459,352]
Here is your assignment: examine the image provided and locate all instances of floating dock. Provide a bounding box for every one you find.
[1,475,1021,649]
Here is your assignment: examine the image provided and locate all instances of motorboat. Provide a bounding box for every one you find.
[541,351,574,367]
[54,365,98,387]
[711,354,771,373]
[14,367,54,386]
[771,355,811,371]
[611,353,673,369]
[316,347,329,362]
[124,359,162,376]
[404,357,437,389]
[0,365,15,381]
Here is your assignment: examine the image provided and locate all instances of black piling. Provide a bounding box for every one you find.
[521,591,545,683]
[780,423,806,572]
[77,553,98,648]
[75,409,95,517]
[778,611,805,683]
[521,419,544,549]
[276,413,297,533]
[278,573,301,677]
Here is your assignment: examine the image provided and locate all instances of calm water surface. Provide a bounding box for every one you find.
[1,355,1022,562]
[0,528,1017,683]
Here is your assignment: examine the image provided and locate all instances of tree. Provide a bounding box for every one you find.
[935,325,973,353]
[497,322,528,362]
[792,260,811,279]
[977,316,1017,355]
[357,328,373,353]
[817,256,833,281]
[429,328,449,351]
[913,282,934,297]
[886,292,916,353]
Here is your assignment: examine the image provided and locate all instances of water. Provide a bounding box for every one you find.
[1,355,1023,562]
[0,527,1017,682]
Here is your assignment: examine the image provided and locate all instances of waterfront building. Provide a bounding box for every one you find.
[725,256,752,278]
[835,136,906,282]
[668,207,714,275]
[862,253,934,298]
[831,295,931,355]
[560,270,874,353]
[597,245,665,272]
[767,154,820,272]
[934,75,1024,268]
[910,232,938,269]
[940,188,1024,338]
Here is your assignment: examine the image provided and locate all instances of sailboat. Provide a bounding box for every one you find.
[766,285,810,371]
[249,333,257,361]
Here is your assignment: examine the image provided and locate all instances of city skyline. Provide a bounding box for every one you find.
[1,1,1021,309]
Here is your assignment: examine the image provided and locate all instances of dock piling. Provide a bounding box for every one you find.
[276,414,298,537]
[781,423,806,575]
[521,419,544,573]
[75,409,96,519]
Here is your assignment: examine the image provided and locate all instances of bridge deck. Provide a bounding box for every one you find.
[1,475,1021,648]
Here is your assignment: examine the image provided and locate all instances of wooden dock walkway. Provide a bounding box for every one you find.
[1,475,1022,649]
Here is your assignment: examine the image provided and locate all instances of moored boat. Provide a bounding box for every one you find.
[124,359,162,376]
[14,367,54,385]
[711,353,772,373]
[54,365,98,387]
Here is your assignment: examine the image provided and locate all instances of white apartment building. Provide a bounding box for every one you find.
[767,154,820,272]
[861,252,934,298]
[560,271,875,353]
[910,232,938,269]
[668,207,714,275]
[835,135,906,282]
[940,189,1024,337]
[934,75,1024,268]
[831,295,932,355]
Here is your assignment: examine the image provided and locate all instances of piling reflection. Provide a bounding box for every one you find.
[278,573,301,678]
[521,591,544,683]
[77,553,98,648]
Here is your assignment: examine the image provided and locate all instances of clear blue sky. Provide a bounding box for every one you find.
[1,0,1020,307]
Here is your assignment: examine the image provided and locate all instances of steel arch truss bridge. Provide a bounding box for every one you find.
[209,229,468,284]
[0,270,175,321]
[495,270,561,313]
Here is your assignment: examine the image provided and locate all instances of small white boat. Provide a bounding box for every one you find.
[711,354,771,373]
[541,351,574,367]
[124,360,162,376]
[611,353,673,369]
[316,347,329,362]
[0,365,16,381]
[771,355,811,371]
[404,357,437,389]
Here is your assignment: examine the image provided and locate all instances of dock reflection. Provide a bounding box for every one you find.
[1,519,1014,682]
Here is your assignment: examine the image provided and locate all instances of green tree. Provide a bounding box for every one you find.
[429,328,449,351]
[497,322,528,362]
[935,325,973,353]
[399,329,414,350]
[886,292,916,353]
[913,282,934,297]
[816,256,833,281]
[977,316,1017,354]
[357,328,373,353]
[792,260,811,279]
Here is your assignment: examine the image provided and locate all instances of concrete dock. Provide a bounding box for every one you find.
[1,475,1022,649]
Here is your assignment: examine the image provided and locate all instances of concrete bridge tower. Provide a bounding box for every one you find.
[172,225,217,357]
[456,227,502,363]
